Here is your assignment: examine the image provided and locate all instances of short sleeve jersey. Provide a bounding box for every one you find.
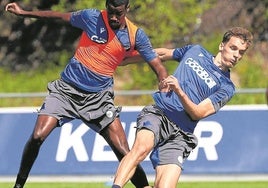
[61,9,157,92]
[153,45,235,133]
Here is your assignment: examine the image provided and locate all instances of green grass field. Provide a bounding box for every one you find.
[1,181,268,188]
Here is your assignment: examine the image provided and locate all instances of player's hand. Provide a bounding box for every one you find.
[5,3,24,16]
[161,75,180,92]
[159,77,170,92]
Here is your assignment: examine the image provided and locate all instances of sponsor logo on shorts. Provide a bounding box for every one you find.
[106,110,113,118]
[177,156,183,164]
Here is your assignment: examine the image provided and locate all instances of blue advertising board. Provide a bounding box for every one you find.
[0,105,267,175]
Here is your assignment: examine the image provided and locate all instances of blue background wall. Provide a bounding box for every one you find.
[0,105,267,175]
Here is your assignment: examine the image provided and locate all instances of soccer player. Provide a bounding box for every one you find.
[112,27,253,188]
[5,1,168,188]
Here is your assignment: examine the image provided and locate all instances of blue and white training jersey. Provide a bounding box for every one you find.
[153,45,235,133]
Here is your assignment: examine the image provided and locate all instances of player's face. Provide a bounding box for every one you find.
[220,36,248,69]
[106,4,128,30]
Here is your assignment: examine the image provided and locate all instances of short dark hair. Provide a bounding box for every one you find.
[222,27,253,48]
[106,0,130,8]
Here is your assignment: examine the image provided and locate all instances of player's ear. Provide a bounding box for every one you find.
[219,42,224,51]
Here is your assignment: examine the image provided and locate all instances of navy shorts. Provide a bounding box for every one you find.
[136,105,198,169]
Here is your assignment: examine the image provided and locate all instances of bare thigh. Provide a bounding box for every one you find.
[32,115,58,141]
[154,164,181,188]
[100,117,130,159]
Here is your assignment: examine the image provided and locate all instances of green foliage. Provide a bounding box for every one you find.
[233,54,267,88]
[0,66,62,107]
[0,67,61,92]
[1,0,267,106]
[51,0,103,12]
[229,53,267,104]
[116,64,158,90]
[230,93,266,104]
[129,0,216,46]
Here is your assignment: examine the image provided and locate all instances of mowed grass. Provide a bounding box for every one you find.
[1,181,268,188]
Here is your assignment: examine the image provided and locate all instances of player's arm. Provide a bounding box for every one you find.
[120,48,174,66]
[148,56,168,84]
[5,2,71,22]
[134,30,168,82]
[120,54,144,66]
[163,75,216,120]
[155,48,175,61]
[121,48,175,65]
[120,29,168,87]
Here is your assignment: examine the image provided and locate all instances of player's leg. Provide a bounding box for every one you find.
[101,118,151,188]
[14,115,58,188]
[112,128,155,188]
[151,128,197,188]
[154,164,181,188]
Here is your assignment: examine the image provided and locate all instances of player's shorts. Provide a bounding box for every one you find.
[38,79,121,133]
[136,105,198,169]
